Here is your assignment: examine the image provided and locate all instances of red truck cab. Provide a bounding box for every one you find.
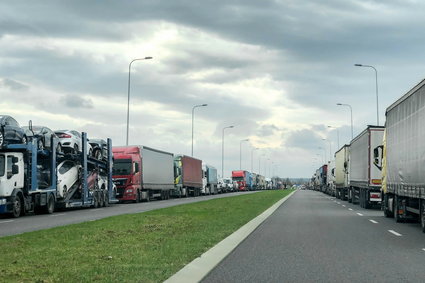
[232,170,247,191]
[112,146,141,202]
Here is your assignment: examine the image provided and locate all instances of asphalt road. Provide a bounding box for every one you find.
[202,190,425,283]
[0,191,256,237]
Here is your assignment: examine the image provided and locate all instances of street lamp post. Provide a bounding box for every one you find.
[126,56,153,146]
[327,125,340,149]
[222,125,234,178]
[322,138,332,161]
[355,64,379,126]
[251,147,259,172]
[239,139,249,169]
[191,104,208,156]
[337,103,354,140]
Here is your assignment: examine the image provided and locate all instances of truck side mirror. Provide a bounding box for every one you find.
[12,164,19,175]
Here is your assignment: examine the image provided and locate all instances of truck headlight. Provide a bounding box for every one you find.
[0,198,6,205]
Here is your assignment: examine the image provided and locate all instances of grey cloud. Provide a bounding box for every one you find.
[61,94,93,109]
[0,78,29,90]
[257,124,279,137]
[285,128,325,150]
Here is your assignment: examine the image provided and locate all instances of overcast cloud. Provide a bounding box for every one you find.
[1,1,425,178]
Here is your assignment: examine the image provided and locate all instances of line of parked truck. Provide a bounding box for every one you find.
[0,117,282,218]
[310,77,425,233]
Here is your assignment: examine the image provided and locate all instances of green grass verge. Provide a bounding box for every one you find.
[1,190,293,283]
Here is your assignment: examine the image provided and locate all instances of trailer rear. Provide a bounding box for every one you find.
[348,126,384,208]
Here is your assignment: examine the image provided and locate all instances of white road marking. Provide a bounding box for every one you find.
[388,230,402,237]
[50,213,66,217]
[369,219,378,224]
[342,205,346,207]
[422,248,425,252]
[0,220,14,224]
[94,208,104,211]
[356,213,363,216]
[337,202,341,204]
[348,208,353,211]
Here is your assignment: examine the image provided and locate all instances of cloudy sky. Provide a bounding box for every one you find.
[1,0,424,178]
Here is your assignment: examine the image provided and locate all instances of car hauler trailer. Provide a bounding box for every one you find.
[0,132,116,218]
[335,145,350,200]
[202,164,218,195]
[113,146,174,201]
[172,155,203,197]
[348,126,384,208]
[381,78,425,231]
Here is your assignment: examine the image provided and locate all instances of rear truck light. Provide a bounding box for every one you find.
[371,179,381,185]
[370,193,381,199]
[398,209,404,215]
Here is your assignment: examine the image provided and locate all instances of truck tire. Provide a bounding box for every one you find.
[383,194,393,218]
[420,200,425,233]
[11,194,23,218]
[45,195,55,214]
[93,192,99,208]
[135,190,140,203]
[104,191,109,207]
[99,191,105,207]
[348,188,352,203]
[394,195,402,223]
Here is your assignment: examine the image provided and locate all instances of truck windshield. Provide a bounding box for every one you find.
[113,159,132,175]
[0,155,4,177]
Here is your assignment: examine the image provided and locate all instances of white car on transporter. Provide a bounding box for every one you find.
[54,130,92,155]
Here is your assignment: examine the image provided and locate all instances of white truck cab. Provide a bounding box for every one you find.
[0,152,24,198]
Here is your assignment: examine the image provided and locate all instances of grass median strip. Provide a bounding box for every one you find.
[1,190,293,282]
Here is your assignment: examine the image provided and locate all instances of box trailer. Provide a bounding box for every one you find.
[202,164,218,195]
[173,155,203,197]
[382,78,425,231]
[113,146,174,201]
[348,126,384,208]
[335,145,350,200]
[326,160,336,196]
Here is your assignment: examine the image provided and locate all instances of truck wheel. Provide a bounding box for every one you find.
[99,191,105,207]
[93,192,99,208]
[46,195,55,214]
[134,190,140,203]
[420,201,425,233]
[104,191,109,207]
[383,194,393,218]
[11,194,23,218]
[394,195,402,223]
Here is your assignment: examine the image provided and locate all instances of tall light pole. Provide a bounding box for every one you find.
[239,139,249,169]
[327,125,340,149]
[251,147,259,172]
[222,125,234,178]
[322,138,332,161]
[191,104,208,156]
[126,56,153,146]
[337,103,354,139]
[355,64,379,126]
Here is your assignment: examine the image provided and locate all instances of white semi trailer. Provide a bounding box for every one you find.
[382,78,425,231]
[335,145,350,200]
[348,126,384,208]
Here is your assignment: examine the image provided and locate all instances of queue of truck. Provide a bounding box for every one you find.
[310,77,425,233]
[0,119,283,218]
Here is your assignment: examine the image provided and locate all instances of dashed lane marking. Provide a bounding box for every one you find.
[337,202,341,204]
[342,205,346,207]
[50,213,66,217]
[348,208,353,211]
[369,219,378,224]
[0,220,14,224]
[388,230,402,237]
[356,213,363,216]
